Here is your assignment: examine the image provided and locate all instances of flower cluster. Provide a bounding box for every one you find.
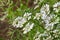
[33,2,60,40]
[12,16,27,28]
[40,4,59,31]
[12,13,34,34]
[12,2,60,40]
[34,30,60,40]
[53,2,60,13]
[23,22,34,34]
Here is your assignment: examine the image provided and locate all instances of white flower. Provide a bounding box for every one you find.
[46,35,53,40]
[53,30,59,33]
[41,12,47,20]
[53,2,60,13]
[24,13,31,17]
[40,4,50,14]
[40,11,58,31]
[23,23,34,34]
[45,23,54,31]
[45,16,59,31]
[28,16,31,20]
[12,16,27,28]
[53,2,60,7]
[23,12,32,20]
[34,13,41,20]
[34,31,49,40]
[40,4,50,22]
[53,29,60,38]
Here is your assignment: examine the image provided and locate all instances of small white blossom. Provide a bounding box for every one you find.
[34,31,49,40]
[40,4,50,14]
[53,2,60,13]
[46,35,53,40]
[23,23,34,34]
[54,17,59,24]
[53,29,60,38]
[12,17,27,28]
[34,13,41,20]
[24,13,31,17]
[53,2,60,7]
[23,12,32,20]
[40,10,58,31]
[41,12,47,20]
[45,23,55,31]
[40,4,50,22]
[40,7,55,31]
[53,30,59,33]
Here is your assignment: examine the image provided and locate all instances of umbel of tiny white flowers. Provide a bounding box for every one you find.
[40,4,59,31]
[40,4,50,15]
[23,12,32,20]
[12,16,27,28]
[40,4,51,30]
[40,4,50,24]
[34,31,49,40]
[34,13,41,20]
[12,12,32,28]
[23,22,34,34]
[53,2,60,13]
[34,4,50,20]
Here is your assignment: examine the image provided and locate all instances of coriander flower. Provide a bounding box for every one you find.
[53,2,60,8]
[45,16,59,31]
[53,2,60,13]
[45,23,54,31]
[40,4,59,31]
[53,29,59,33]
[40,4,50,20]
[45,35,53,40]
[12,16,27,28]
[34,31,49,40]
[23,12,32,20]
[40,4,50,15]
[34,13,41,20]
[53,29,60,38]
[23,22,34,34]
